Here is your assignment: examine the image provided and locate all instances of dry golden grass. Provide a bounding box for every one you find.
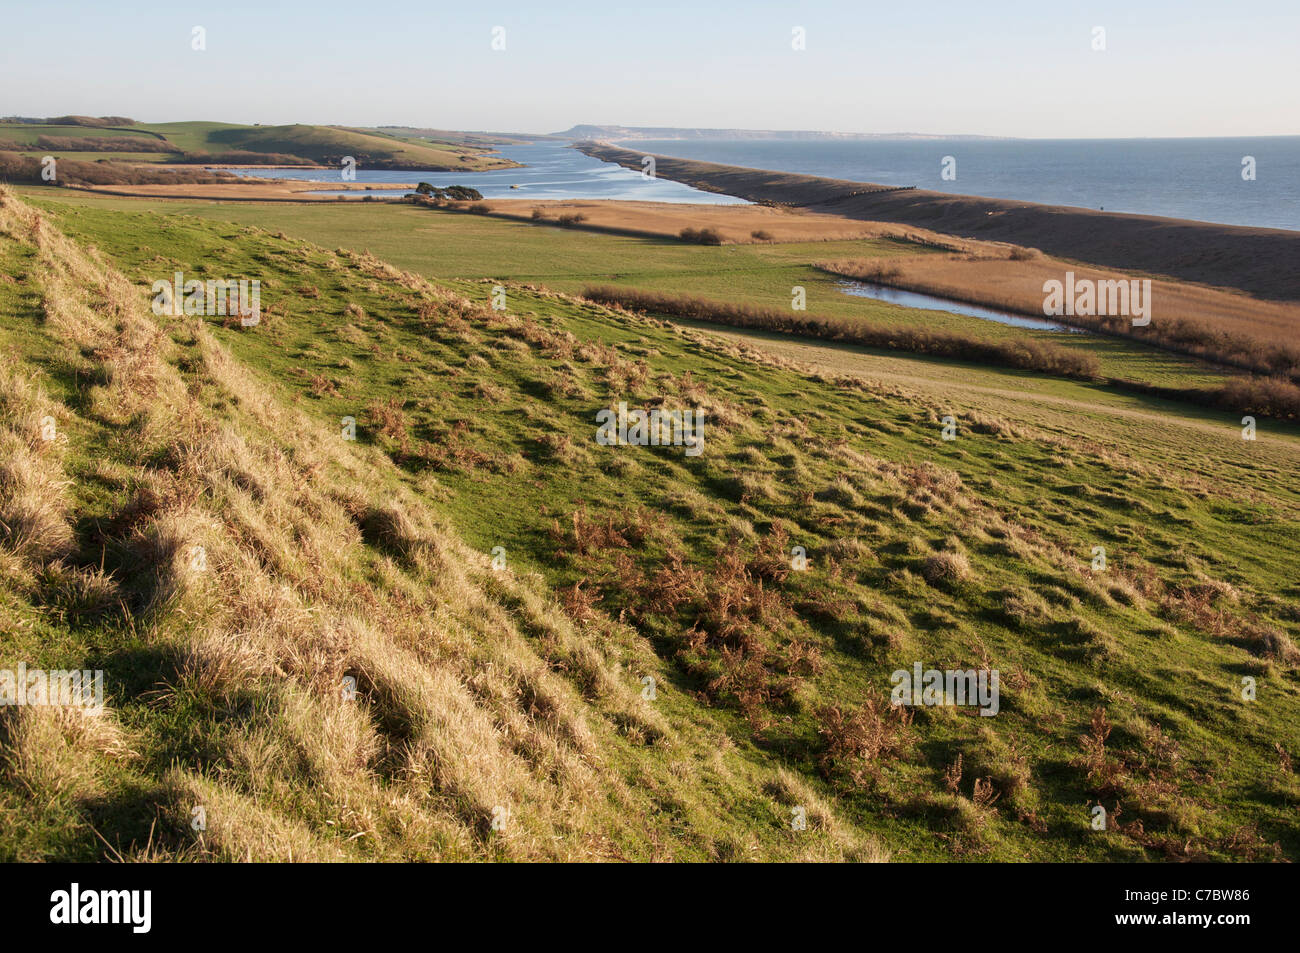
[0,190,631,859]
[0,364,73,578]
[922,550,972,588]
[822,253,1300,381]
[71,181,412,202]
[0,188,885,862]
[763,769,891,862]
[489,198,1009,247]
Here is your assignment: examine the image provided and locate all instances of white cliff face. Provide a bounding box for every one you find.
[554,124,1012,141]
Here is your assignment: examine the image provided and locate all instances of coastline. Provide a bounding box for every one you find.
[575,141,1300,301]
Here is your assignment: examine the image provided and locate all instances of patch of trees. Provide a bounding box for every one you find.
[679,227,723,245]
[0,151,239,186]
[531,209,587,226]
[174,151,316,166]
[415,183,483,201]
[35,135,180,153]
[582,284,1101,380]
[42,115,139,127]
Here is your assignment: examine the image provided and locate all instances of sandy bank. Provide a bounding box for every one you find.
[74,181,417,201]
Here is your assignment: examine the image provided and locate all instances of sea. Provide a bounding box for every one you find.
[227,136,1300,231]
[631,136,1300,232]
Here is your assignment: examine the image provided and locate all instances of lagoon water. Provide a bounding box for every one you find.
[837,280,1083,333]
[631,137,1300,231]
[226,141,748,204]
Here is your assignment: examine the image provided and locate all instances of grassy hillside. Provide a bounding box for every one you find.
[369,126,542,147]
[148,123,520,170]
[15,190,1240,392]
[0,120,519,171]
[0,188,867,861]
[4,188,1298,861]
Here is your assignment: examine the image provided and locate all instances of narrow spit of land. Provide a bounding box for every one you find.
[576,141,1300,302]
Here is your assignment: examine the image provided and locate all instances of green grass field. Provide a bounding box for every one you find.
[18,188,1237,390]
[3,186,1297,861]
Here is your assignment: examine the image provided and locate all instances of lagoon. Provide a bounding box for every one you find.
[837,280,1084,332]
[224,141,749,204]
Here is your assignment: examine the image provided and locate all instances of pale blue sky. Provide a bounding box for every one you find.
[3,0,1297,137]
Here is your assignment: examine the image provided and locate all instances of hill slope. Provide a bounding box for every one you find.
[0,119,520,171]
[152,123,520,170]
[0,190,869,860]
[4,189,1298,861]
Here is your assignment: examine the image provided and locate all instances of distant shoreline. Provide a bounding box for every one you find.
[576,141,1300,301]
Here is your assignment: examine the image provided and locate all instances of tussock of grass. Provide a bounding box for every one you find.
[922,550,971,589]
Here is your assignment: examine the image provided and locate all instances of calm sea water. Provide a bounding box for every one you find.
[225,141,748,204]
[631,137,1300,231]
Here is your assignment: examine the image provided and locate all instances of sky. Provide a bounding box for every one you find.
[3,0,1298,138]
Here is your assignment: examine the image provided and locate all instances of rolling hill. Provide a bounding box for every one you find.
[0,118,520,171]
